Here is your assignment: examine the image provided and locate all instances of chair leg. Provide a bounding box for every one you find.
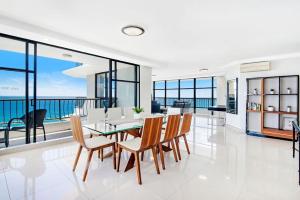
[117,145,122,172]
[4,129,9,147]
[100,149,104,162]
[175,138,181,160]
[158,144,165,170]
[83,150,94,182]
[170,140,178,162]
[42,125,46,141]
[151,147,160,174]
[73,145,83,171]
[134,152,142,185]
[141,151,144,161]
[112,145,116,170]
[183,135,190,154]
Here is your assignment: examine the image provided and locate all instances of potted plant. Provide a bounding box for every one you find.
[132,107,144,119]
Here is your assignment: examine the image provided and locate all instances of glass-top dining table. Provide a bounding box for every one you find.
[83,114,167,172]
[83,118,144,137]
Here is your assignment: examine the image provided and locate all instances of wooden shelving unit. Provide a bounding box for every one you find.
[246,75,299,140]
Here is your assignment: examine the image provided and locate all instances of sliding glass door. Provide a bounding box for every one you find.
[0,36,37,146]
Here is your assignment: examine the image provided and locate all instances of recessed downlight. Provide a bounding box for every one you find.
[122,25,145,36]
[199,68,208,72]
[62,53,72,58]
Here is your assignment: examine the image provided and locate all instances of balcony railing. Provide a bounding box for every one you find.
[0,98,107,128]
[154,97,216,108]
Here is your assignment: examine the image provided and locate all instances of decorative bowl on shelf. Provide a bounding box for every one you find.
[267,106,274,112]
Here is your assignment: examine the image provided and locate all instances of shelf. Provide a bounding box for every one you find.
[262,128,293,139]
[263,94,279,95]
[247,110,261,113]
[280,93,298,95]
[263,110,298,115]
[247,94,261,96]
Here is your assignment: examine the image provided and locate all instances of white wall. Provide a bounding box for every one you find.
[140,66,152,115]
[225,57,300,131]
[216,76,226,105]
[87,74,95,98]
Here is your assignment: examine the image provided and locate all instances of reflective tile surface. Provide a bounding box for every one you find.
[0,116,299,200]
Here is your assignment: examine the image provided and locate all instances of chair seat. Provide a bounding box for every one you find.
[160,132,165,142]
[85,136,114,149]
[118,137,141,151]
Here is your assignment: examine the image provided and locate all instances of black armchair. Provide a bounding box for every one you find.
[4,109,47,147]
[151,100,161,113]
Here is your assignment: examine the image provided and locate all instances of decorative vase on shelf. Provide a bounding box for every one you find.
[253,88,258,95]
[270,89,275,94]
[287,106,291,112]
[287,88,291,94]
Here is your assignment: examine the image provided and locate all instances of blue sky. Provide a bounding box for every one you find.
[0,50,87,97]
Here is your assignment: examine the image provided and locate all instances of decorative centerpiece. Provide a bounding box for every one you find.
[287,87,291,94]
[270,89,275,94]
[132,107,144,119]
[287,106,291,112]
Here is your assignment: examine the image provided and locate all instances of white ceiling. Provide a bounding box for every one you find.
[1,0,300,80]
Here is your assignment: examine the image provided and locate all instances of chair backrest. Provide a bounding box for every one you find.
[21,109,47,128]
[87,108,105,124]
[123,107,134,119]
[167,107,181,115]
[70,116,86,148]
[140,117,163,150]
[163,114,181,141]
[179,113,193,135]
[107,107,122,121]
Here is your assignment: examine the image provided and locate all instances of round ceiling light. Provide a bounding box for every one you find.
[122,25,145,36]
[199,68,208,72]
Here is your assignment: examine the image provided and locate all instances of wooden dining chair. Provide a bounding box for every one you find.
[70,116,116,182]
[159,114,181,170]
[174,113,193,160]
[117,116,163,185]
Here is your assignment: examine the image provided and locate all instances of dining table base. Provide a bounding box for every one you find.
[123,144,172,172]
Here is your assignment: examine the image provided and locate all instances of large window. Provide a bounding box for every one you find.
[166,80,179,106]
[0,33,140,148]
[153,77,216,112]
[95,61,140,108]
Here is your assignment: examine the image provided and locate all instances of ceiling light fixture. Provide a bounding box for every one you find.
[199,68,208,72]
[122,25,145,36]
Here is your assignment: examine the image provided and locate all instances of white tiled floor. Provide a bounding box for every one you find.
[0,116,299,200]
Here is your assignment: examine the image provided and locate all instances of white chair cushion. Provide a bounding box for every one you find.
[118,138,141,151]
[85,136,114,149]
[160,133,165,142]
